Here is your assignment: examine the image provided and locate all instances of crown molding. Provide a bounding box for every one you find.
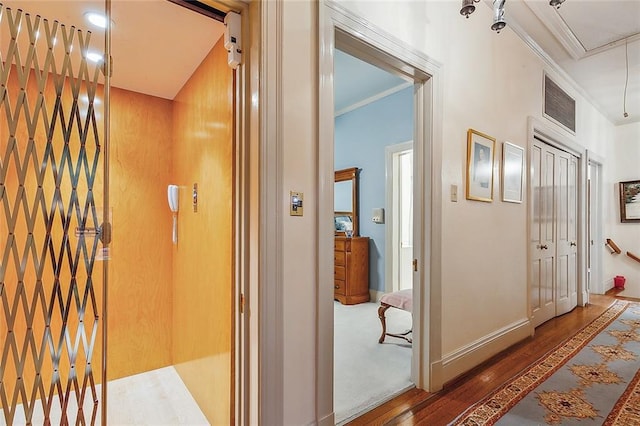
[526,1,584,60]
[335,82,412,117]
[505,14,615,126]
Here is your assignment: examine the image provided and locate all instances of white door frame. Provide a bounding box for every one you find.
[318,1,444,423]
[385,141,414,294]
[587,151,605,295]
[527,117,588,318]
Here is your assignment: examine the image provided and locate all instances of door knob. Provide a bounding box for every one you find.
[537,244,548,250]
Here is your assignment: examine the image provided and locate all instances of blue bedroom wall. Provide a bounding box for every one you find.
[335,86,413,294]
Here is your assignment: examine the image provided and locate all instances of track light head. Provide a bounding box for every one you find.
[491,0,507,33]
[460,0,478,18]
[549,0,566,9]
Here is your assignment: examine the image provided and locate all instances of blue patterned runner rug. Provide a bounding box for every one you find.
[452,300,640,425]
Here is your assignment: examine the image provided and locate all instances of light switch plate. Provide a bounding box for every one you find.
[372,207,384,224]
[451,184,458,202]
[290,191,303,216]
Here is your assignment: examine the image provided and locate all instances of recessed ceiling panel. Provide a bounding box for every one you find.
[558,0,640,51]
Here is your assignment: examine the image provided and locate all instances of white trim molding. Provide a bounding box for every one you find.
[335,82,412,117]
[320,0,445,400]
[442,318,532,384]
[259,0,284,424]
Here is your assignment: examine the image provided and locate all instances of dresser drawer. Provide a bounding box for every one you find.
[334,251,345,266]
[334,265,346,281]
[334,279,346,295]
[334,239,346,252]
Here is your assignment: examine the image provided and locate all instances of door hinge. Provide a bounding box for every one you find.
[413,259,418,272]
[240,293,245,314]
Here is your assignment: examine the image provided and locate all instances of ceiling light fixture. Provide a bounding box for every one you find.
[84,12,108,29]
[461,0,567,32]
[491,0,506,33]
[460,0,480,18]
[549,0,566,9]
[86,51,104,63]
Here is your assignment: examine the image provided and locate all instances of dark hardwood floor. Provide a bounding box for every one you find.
[347,292,624,426]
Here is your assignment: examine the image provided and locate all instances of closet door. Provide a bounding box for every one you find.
[556,153,578,315]
[530,139,579,328]
[530,142,556,328]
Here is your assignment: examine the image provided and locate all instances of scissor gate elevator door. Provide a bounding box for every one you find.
[0,3,108,424]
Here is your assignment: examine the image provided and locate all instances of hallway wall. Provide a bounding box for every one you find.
[604,121,640,290]
[271,1,618,423]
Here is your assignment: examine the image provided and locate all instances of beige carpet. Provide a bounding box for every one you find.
[334,301,413,424]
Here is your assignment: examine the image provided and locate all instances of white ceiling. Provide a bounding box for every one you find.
[334,49,408,115]
[507,0,640,126]
[1,1,638,125]
[2,0,224,100]
[335,0,640,126]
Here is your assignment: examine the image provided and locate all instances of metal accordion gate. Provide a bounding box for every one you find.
[0,2,109,424]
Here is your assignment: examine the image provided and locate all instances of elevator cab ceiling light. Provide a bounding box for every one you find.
[84,12,108,29]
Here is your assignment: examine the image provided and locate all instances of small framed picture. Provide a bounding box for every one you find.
[619,180,640,223]
[466,129,496,202]
[502,142,524,203]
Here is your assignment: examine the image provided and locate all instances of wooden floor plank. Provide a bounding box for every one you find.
[348,293,620,426]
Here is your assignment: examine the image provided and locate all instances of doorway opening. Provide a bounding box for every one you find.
[386,142,414,294]
[588,157,604,296]
[332,48,414,423]
[0,1,241,424]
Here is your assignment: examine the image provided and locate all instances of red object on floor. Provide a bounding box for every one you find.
[614,275,626,289]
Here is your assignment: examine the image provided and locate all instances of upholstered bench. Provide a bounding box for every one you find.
[378,289,412,344]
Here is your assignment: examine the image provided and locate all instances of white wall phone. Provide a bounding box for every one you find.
[168,185,179,244]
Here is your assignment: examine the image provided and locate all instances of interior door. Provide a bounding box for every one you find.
[398,150,413,291]
[0,2,108,424]
[556,152,578,315]
[588,160,602,296]
[530,139,578,327]
[530,142,556,327]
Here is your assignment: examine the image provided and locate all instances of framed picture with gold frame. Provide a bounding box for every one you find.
[466,129,496,202]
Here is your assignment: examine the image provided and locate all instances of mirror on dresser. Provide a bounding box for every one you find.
[334,167,369,305]
[334,167,359,236]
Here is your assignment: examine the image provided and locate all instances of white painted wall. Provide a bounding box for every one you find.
[280,1,318,424]
[603,121,640,291]
[271,1,619,423]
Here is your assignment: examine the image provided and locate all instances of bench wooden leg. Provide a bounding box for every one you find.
[378,302,412,344]
[378,303,391,343]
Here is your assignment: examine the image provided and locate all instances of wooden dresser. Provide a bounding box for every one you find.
[334,236,370,305]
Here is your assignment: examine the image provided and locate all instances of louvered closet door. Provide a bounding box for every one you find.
[530,139,578,328]
[0,3,109,424]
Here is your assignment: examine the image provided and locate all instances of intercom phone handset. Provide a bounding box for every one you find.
[168,185,179,243]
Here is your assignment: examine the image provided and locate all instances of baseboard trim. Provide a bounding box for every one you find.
[318,412,335,426]
[370,289,383,303]
[442,318,531,384]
